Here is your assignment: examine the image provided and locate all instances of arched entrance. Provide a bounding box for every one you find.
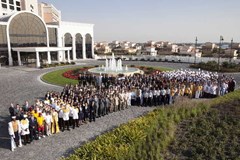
[64,33,73,60]
[75,33,83,59]
[8,12,47,66]
[85,33,92,58]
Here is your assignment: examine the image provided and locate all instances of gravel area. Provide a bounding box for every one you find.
[0,60,239,160]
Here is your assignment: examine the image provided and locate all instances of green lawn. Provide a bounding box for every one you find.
[41,66,173,86]
[151,66,172,71]
[41,67,80,86]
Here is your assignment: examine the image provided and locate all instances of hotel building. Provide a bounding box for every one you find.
[0,0,94,67]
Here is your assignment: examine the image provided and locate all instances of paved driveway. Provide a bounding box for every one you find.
[0,60,238,160]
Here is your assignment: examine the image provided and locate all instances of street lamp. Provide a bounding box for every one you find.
[218,36,224,72]
[229,38,233,63]
[194,37,198,64]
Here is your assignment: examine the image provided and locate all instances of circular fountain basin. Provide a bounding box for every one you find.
[88,67,143,76]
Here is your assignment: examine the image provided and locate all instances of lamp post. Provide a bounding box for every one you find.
[229,38,233,63]
[218,36,224,72]
[194,37,198,64]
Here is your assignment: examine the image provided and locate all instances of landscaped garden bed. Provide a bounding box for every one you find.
[190,61,240,72]
[62,90,240,160]
[62,65,169,80]
[40,62,76,68]
[41,65,171,86]
[164,91,240,159]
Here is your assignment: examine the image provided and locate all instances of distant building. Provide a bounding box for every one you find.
[95,42,112,54]
[145,46,157,56]
[155,41,172,55]
[171,44,179,53]
[202,42,218,55]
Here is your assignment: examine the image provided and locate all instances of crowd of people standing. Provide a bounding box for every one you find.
[8,69,236,151]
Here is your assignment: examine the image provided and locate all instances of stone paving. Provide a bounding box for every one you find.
[0,60,239,160]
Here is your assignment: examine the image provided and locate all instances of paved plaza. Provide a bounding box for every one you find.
[0,60,239,160]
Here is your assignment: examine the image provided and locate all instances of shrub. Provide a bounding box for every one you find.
[71,62,76,65]
[40,64,49,68]
[190,61,240,72]
[166,91,240,159]
[146,67,154,71]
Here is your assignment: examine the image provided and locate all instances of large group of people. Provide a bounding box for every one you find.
[8,69,236,151]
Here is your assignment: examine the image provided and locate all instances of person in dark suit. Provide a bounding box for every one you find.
[89,100,96,122]
[78,74,82,85]
[9,103,15,117]
[28,113,38,141]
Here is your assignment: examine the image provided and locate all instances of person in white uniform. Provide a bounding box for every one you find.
[8,116,22,151]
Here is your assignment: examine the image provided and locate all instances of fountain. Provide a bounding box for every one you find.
[88,53,142,76]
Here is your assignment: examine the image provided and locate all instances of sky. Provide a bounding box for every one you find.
[41,0,240,43]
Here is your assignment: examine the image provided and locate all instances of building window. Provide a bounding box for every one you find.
[1,3,7,8]
[16,1,20,6]
[9,0,14,4]
[1,0,6,3]
[9,5,14,10]
[17,7,21,11]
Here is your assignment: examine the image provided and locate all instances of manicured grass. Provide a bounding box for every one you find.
[151,66,173,71]
[41,67,80,86]
[41,65,173,86]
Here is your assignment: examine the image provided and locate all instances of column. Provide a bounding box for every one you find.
[67,50,71,63]
[8,56,13,66]
[47,51,51,64]
[17,51,21,66]
[36,52,40,68]
[63,51,66,62]
[72,36,76,60]
[91,37,95,59]
[7,31,13,66]
[82,35,86,59]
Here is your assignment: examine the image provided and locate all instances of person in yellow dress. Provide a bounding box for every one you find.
[51,108,60,134]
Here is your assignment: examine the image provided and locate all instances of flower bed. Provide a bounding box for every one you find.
[62,67,92,80]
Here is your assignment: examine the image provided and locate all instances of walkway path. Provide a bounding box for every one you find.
[0,60,239,160]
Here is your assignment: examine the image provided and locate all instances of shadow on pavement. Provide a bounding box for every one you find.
[0,115,11,150]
